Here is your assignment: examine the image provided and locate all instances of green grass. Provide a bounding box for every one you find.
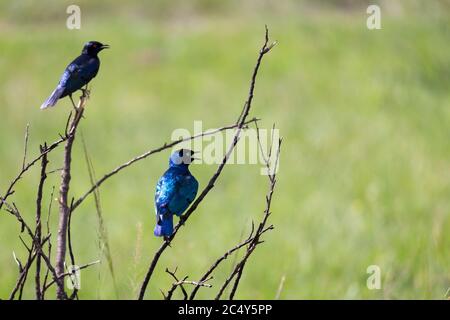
[0,1,449,299]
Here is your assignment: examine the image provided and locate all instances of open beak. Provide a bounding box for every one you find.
[101,44,110,50]
[191,151,200,161]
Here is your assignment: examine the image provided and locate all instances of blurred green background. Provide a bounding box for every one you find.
[0,0,449,299]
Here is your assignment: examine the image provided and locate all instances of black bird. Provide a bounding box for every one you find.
[41,41,109,109]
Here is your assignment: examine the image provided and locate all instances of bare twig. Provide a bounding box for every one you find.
[67,197,79,300]
[165,267,188,300]
[70,118,259,213]
[42,186,55,299]
[189,230,255,300]
[138,26,276,300]
[165,267,213,300]
[3,197,54,300]
[0,135,67,212]
[35,143,49,300]
[55,90,89,300]
[216,136,282,300]
[10,243,36,300]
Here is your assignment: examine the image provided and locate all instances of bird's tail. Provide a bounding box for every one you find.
[40,86,65,110]
[154,214,174,237]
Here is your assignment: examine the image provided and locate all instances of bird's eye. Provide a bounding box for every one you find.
[178,150,184,157]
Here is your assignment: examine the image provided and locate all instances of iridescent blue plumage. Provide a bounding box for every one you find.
[41,41,109,109]
[154,149,199,238]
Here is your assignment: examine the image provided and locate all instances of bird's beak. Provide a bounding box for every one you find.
[191,151,200,161]
[101,44,110,50]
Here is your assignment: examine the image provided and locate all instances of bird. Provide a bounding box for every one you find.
[154,149,199,239]
[41,41,109,110]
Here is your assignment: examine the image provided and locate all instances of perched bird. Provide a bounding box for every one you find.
[154,149,199,239]
[41,41,109,109]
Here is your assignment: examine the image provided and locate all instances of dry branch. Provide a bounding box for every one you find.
[55,90,88,300]
[34,143,49,300]
[2,26,278,301]
[165,267,213,300]
[138,25,276,300]
[0,137,67,212]
[188,231,255,299]
[215,134,282,300]
[70,118,259,212]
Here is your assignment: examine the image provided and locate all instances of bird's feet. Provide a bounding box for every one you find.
[179,215,187,226]
[69,95,78,111]
[80,87,90,99]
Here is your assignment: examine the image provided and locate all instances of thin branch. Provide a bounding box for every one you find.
[138,26,276,300]
[2,154,60,300]
[10,243,36,300]
[70,118,259,212]
[67,198,76,270]
[165,267,213,300]
[42,186,55,299]
[165,267,188,300]
[0,119,71,212]
[6,203,52,301]
[35,143,49,300]
[216,136,282,300]
[189,231,254,300]
[67,197,79,300]
[229,262,246,299]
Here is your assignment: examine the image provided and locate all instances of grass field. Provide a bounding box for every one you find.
[0,1,449,299]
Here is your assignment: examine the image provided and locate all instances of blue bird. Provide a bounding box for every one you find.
[154,149,199,239]
[41,41,109,110]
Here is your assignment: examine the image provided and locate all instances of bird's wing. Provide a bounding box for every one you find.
[155,170,199,218]
[179,175,199,204]
[169,174,199,216]
[154,170,178,215]
[59,55,99,87]
[58,61,82,87]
